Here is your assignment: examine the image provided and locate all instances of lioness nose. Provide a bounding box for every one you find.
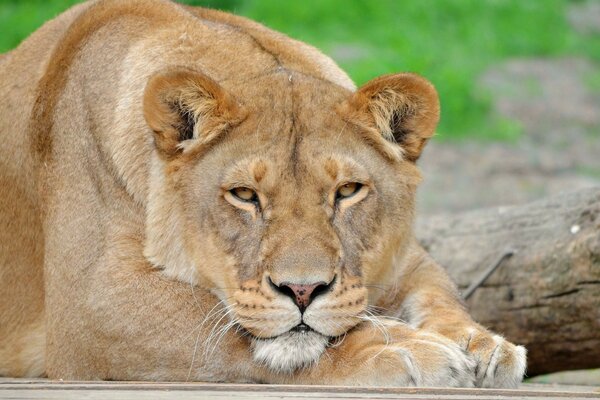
[276,280,331,312]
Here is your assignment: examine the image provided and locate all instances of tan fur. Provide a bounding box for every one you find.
[0,0,525,386]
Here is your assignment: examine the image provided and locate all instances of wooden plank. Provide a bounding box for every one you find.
[0,380,598,400]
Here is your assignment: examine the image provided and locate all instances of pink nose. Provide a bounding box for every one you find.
[280,282,326,311]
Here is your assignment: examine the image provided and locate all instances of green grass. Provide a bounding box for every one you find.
[1,0,597,141]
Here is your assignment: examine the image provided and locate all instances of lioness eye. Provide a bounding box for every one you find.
[336,182,362,200]
[231,187,258,203]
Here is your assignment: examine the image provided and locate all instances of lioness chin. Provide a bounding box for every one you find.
[0,0,526,387]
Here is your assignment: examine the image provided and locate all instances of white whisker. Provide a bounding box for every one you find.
[187,300,237,380]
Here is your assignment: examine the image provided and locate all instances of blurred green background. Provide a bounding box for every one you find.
[0,0,597,141]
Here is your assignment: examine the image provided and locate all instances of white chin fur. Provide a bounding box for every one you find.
[252,331,328,373]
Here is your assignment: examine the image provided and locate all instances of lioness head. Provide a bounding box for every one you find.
[142,67,439,372]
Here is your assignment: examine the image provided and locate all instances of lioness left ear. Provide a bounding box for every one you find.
[344,73,440,162]
[143,68,247,159]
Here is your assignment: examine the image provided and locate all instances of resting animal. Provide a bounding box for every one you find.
[0,0,526,386]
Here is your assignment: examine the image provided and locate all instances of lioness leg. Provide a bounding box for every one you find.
[0,156,45,377]
[377,240,527,388]
[262,320,474,387]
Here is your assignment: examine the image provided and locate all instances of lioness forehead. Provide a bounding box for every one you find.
[225,71,353,130]
[213,72,377,183]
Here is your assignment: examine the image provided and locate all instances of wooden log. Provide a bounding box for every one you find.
[416,187,600,376]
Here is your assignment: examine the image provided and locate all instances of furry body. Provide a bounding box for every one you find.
[0,0,525,386]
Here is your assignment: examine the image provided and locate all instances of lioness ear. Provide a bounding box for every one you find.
[345,73,439,162]
[143,68,246,158]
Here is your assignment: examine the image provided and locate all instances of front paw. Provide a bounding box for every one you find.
[460,328,527,388]
[354,329,476,387]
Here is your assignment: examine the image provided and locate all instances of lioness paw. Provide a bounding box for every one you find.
[358,331,475,387]
[463,329,527,388]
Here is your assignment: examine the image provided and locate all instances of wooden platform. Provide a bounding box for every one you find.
[1,380,599,399]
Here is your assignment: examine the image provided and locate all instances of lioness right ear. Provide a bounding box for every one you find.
[343,73,440,162]
[143,68,246,159]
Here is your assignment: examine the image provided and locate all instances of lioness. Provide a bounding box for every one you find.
[0,0,526,387]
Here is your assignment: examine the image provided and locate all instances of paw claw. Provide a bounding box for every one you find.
[469,333,527,388]
[395,333,476,387]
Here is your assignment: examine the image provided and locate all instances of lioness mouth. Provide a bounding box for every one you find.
[291,323,312,333]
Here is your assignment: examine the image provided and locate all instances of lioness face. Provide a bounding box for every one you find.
[143,69,438,372]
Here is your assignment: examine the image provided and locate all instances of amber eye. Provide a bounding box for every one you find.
[230,187,258,203]
[336,182,362,200]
